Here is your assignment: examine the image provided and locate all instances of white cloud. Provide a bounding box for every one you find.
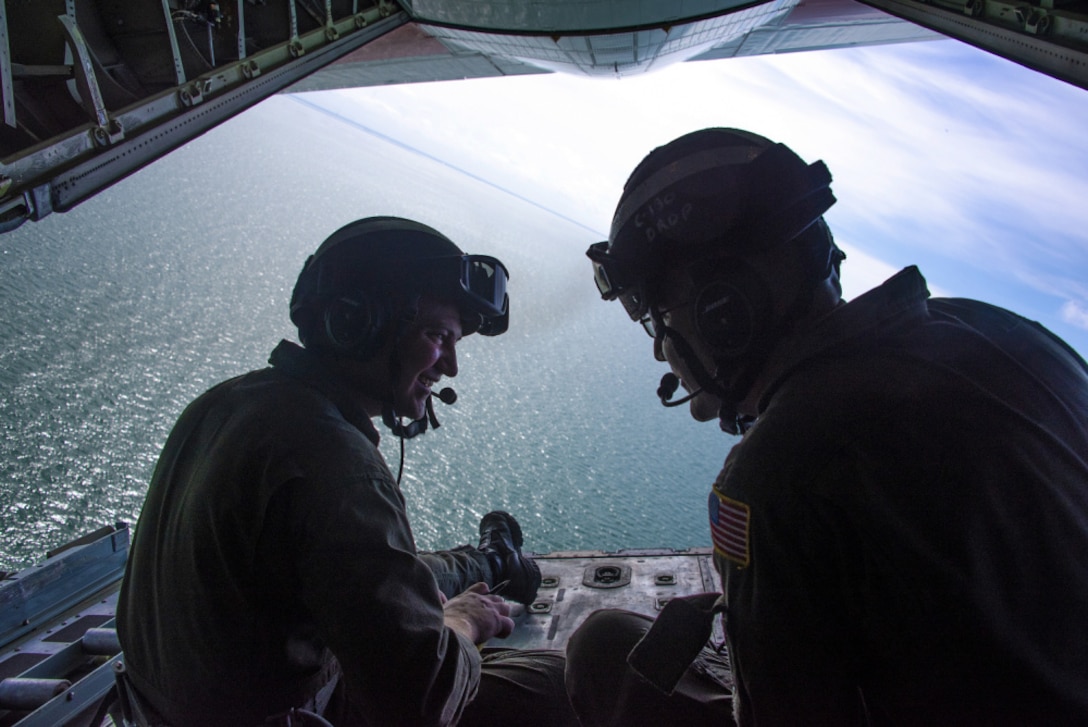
[835,239,952,300]
[835,240,902,301]
[1061,300,1088,331]
[299,38,1088,354]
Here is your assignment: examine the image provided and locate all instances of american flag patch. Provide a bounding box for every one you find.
[708,490,750,568]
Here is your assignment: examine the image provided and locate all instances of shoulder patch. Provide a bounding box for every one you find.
[708,489,750,568]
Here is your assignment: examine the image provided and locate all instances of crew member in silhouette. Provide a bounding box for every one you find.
[568,128,1088,725]
[118,217,575,726]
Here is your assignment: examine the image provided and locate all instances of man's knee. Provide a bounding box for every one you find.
[568,609,653,666]
[565,610,653,707]
[462,649,576,727]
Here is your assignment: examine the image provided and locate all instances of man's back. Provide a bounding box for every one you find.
[118,364,368,724]
[117,344,481,726]
[719,276,1088,724]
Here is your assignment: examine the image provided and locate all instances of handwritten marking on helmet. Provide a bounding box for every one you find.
[634,193,694,241]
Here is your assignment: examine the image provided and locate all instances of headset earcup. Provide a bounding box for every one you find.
[323,295,388,358]
[692,265,773,360]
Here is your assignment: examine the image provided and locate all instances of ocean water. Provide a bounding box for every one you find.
[0,93,734,572]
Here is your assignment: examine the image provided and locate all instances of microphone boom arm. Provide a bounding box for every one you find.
[658,373,700,407]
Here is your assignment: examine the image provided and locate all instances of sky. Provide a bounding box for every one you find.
[295,34,1088,356]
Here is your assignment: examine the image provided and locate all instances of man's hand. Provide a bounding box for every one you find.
[442,582,515,646]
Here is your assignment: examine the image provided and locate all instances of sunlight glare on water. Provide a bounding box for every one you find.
[0,96,727,571]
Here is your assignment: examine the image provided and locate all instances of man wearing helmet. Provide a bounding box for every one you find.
[118,217,576,726]
[567,128,1088,725]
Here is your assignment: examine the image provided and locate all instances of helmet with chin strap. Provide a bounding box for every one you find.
[290,216,509,361]
[587,128,843,433]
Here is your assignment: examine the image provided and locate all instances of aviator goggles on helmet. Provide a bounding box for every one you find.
[588,240,622,299]
[429,254,511,336]
[589,239,713,326]
[587,240,653,322]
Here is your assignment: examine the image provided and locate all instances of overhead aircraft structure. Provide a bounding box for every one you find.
[0,0,1085,233]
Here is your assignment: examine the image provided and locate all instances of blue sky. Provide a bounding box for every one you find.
[303,35,1088,356]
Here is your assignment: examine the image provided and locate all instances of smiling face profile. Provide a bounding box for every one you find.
[387,297,463,421]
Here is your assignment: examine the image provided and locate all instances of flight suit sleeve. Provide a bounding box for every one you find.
[280,464,482,727]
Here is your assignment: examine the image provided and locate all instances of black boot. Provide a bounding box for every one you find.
[478,511,542,606]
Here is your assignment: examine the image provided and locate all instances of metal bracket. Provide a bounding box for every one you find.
[236,0,247,59]
[0,2,14,128]
[0,184,51,232]
[288,0,300,41]
[91,118,125,148]
[58,14,112,131]
[582,563,632,589]
[1016,5,1052,33]
[241,60,261,80]
[161,0,187,85]
[178,80,211,107]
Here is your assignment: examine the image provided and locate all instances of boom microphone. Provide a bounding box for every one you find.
[384,388,456,440]
[657,372,679,401]
[658,373,700,407]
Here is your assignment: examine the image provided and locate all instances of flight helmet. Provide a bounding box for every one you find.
[290,216,510,360]
[587,128,841,432]
[588,127,838,338]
